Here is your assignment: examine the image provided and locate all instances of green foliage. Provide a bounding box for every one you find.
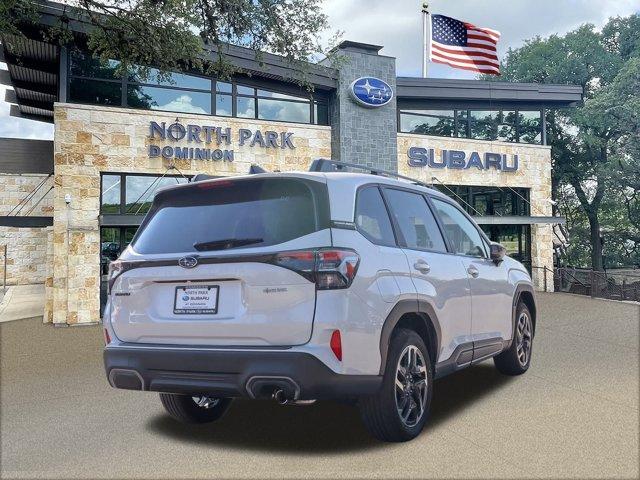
[2,0,334,88]
[484,15,640,269]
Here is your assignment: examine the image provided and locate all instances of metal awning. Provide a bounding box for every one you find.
[0,34,59,123]
[473,216,566,225]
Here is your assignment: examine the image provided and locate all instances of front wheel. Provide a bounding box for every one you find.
[359,329,433,442]
[159,393,232,424]
[494,302,533,375]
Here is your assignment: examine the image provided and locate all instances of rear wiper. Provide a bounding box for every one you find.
[193,238,264,251]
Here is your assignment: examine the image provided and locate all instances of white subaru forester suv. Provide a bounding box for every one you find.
[103,159,536,442]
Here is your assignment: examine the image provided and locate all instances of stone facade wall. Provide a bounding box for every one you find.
[397,134,554,291]
[0,174,53,286]
[51,103,332,324]
[323,49,397,171]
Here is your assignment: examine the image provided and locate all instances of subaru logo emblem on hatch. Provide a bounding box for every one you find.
[178,256,198,269]
[349,77,393,108]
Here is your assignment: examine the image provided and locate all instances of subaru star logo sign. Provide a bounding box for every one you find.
[349,77,393,108]
[178,256,198,269]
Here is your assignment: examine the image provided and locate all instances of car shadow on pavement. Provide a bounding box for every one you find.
[146,363,514,453]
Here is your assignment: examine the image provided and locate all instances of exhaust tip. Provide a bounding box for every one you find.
[272,388,289,405]
[246,376,300,400]
[108,369,144,390]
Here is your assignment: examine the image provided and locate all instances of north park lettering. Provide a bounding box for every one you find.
[148,120,295,162]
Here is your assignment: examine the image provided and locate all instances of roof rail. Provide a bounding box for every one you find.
[309,158,434,189]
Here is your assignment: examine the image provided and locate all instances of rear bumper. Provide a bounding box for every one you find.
[103,344,382,400]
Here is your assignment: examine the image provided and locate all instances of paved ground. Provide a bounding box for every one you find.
[1,293,638,479]
[0,284,45,323]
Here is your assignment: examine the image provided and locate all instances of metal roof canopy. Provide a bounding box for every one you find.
[0,138,54,174]
[396,77,583,108]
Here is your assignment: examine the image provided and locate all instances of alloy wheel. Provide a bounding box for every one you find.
[516,312,533,367]
[394,345,428,427]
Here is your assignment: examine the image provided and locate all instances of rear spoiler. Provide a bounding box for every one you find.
[191,164,267,183]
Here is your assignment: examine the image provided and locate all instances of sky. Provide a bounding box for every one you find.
[1,0,639,141]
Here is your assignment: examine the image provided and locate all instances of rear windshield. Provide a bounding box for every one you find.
[132,177,329,254]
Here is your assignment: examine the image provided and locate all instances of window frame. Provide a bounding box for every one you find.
[398,108,543,145]
[379,185,449,255]
[67,48,329,125]
[353,184,399,248]
[427,195,490,259]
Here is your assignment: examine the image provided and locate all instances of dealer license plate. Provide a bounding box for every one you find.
[174,285,219,314]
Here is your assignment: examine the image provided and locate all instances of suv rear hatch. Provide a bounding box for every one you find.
[108,175,331,347]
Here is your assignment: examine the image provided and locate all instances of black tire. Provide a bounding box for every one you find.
[359,329,433,442]
[494,302,533,375]
[159,393,232,424]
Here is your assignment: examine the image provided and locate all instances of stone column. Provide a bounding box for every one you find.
[321,41,397,172]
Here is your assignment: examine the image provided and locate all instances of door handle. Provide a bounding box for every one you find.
[467,265,480,278]
[413,259,431,274]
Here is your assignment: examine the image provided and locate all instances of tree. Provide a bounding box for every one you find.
[1,0,332,86]
[487,16,640,270]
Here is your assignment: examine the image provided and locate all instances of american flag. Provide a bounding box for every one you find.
[429,14,501,75]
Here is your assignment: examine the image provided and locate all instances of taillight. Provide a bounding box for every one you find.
[107,260,131,293]
[316,249,360,290]
[273,248,359,290]
[104,328,111,345]
[330,330,342,361]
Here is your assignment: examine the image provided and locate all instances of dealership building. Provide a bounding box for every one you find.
[0,1,582,325]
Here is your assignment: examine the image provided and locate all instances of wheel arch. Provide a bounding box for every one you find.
[513,284,537,340]
[378,300,441,375]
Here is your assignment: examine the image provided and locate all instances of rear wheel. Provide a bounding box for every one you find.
[494,302,533,375]
[159,393,232,424]
[359,329,432,442]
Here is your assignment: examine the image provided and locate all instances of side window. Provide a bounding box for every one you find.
[355,186,396,246]
[384,189,447,252]
[431,198,486,257]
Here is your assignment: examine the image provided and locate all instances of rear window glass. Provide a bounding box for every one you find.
[132,178,329,254]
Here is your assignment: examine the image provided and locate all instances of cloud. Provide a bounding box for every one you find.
[321,0,640,78]
[155,94,209,114]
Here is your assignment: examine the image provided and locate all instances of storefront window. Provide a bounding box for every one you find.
[455,110,469,137]
[314,102,329,125]
[400,110,455,137]
[101,175,121,214]
[128,67,211,90]
[236,96,255,118]
[435,185,530,217]
[258,98,310,123]
[126,86,211,114]
[400,108,542,144]
[469,110,497,140]
[70,49,121,79]
[69,78,122,107]
[517,111,542,144]
[67,49,328,125]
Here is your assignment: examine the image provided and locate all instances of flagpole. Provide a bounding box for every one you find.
[422,2,430,77]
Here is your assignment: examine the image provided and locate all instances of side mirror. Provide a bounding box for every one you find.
[490,242,506,265]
